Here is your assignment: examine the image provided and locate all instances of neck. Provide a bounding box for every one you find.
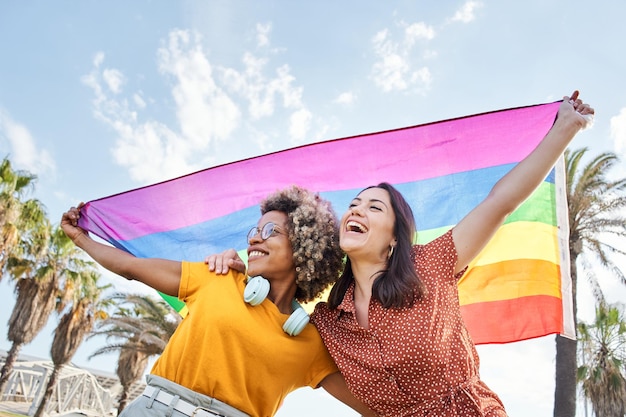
[349,257,386,304]
[267,282,298,314]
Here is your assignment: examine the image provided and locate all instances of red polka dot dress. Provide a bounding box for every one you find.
[312,230,507,416]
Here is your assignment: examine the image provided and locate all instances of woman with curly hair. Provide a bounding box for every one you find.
[60,185,375,417]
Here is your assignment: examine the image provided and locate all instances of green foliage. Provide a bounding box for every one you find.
[555,147,626,417]
[577,302,626,417]
[0,156,111,402]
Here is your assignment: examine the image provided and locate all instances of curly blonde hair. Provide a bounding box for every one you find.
[260,185,343,302]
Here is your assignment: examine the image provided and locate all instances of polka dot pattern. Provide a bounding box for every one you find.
[312,230,508,416]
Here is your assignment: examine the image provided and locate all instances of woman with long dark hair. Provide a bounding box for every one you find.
[311,92,593,416]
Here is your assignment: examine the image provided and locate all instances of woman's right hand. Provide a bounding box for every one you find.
[205,249,247,275]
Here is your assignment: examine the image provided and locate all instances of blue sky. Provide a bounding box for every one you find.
[1,1,626,416]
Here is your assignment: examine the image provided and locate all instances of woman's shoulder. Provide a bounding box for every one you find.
[412,229,458,281]
[311,301,330,317]
[182,262,246,293]
[413,229,454,256]
[310,301,337,326]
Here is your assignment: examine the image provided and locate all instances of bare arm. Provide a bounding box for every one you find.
[320,372,378,417]
[61,205,182,296]
[452,91,594,273]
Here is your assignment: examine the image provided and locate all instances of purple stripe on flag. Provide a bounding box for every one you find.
[79,102,560,242]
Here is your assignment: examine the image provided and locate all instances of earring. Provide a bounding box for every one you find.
[388,245,395,259]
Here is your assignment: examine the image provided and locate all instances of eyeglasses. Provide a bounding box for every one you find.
[247,222,285,244]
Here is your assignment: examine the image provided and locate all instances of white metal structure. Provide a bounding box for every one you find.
[1,359,115,416]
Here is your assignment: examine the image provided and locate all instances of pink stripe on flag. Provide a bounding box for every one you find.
[80,102,560,241]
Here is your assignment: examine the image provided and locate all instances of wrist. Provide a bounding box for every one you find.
[553,112,584,136]
[73,231,90,248]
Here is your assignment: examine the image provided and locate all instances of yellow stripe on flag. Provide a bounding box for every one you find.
[469,221,560,266]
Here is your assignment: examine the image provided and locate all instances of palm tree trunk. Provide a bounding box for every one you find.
[33,365,61,417]
[553,335,578,417]
[554,247,580,417]
[117,384,130,415]
[0,342,22,394]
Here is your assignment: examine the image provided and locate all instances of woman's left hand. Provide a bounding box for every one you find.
[561,90,595,129]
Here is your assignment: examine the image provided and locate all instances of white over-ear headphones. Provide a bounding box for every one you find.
[243,276,309,336]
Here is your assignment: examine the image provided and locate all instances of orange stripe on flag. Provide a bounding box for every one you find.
[459,259,561,304]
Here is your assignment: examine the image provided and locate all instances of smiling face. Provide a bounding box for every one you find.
[340,187,397,263]
[246,210,296,283]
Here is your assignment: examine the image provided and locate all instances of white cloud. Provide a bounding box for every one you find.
[289,108,312,142]
[405,22,435,46]
[217,42,316,146]
[256,22,271,47]
[334,91,357,105]
[450,1,483,23]
[102,68,125,94]
[610,107,626,156]
[0,110,55,177]
[370,22,434,93]
[82,53,192,184]
[221,54,305,122]
[370,5,480,94]
[222,53,274,120]
[158,29,241,147]
[133,93,147,109]
[410,67,432,86]
[82,27,322,181]
[272,64,304,109]
[81,31,245,184]
[93,51,105,67]
[111,120,190,183]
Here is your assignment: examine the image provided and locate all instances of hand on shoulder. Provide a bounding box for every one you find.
[205,248,247,275]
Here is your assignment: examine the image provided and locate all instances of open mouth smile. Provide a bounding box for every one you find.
[346,220,368,233]
[248,250,267,258]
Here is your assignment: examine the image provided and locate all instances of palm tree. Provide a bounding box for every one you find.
[32,270,111,417]
[577,302,626,417]
[0,225,98,394]
[89,293,180,414]
[0,220,52,393]
[0,157,45,277]
[114,340,150,412]
[554,147,626,417]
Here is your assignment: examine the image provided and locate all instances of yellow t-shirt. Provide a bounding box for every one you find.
[150,262,338,417]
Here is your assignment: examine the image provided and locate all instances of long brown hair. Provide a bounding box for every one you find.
[328,182,426,309]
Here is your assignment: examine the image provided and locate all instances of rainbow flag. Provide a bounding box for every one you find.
[78,101,575,344]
